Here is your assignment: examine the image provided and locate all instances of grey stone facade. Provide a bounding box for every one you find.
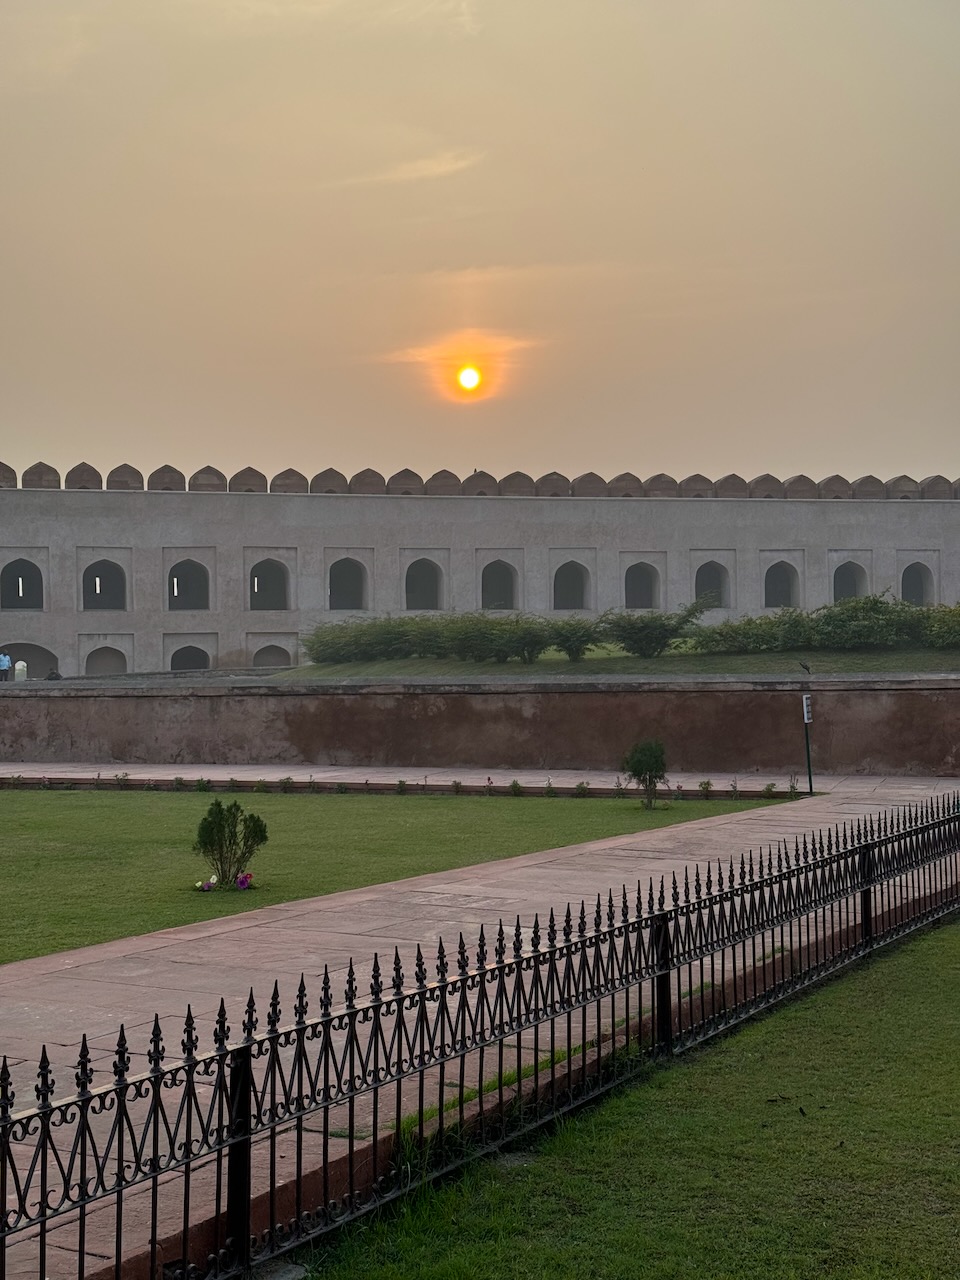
[1,463,958,676]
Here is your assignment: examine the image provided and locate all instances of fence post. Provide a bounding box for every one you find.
[226,1040,254,1272]
[653,911,673,1052]
[859,843,874,947]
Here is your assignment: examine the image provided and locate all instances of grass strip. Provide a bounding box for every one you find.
[288,646,960,679]
[0,793,770,963]
[305,919,960,1280]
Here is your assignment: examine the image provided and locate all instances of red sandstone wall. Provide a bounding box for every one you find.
[0,680,958,775]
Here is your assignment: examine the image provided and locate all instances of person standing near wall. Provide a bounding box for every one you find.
[0,650,11,682]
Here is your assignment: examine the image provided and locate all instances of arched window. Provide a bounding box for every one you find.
[624,563,659,609]
[82,560,126,611]
[168,560,209,611]
[833,562,868,601]
[695,561,729,608]
[85,646,127,675]
[764,562,800,609]
[329,558,367,611]
[901,562,934,607]
[481,560,517,610]
[405,559,442,610]
[553,561,588,610]
[170,645,210,671]
[249,559,288,610]
[0,559,43,610]
[253,644,291,667]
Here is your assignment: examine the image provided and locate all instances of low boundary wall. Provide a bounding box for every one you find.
[0,675,958,775]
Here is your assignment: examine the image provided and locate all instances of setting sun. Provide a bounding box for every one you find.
[457,366,481,391]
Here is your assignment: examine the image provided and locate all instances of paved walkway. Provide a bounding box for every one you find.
[3,760,960,795]
[2,770,956,1095]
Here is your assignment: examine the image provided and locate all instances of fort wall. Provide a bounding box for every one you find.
[1,464,958,676]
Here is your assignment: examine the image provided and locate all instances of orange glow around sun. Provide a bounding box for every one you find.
[385,328,540,403]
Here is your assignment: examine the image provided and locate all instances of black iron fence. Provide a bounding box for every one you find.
[2,795,959,1279]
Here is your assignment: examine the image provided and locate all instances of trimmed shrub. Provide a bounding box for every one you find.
[548,616,600,662]
[623,739,667,809]
[929,605,960,649]
[600,601,706,658]
[194,799,267,886]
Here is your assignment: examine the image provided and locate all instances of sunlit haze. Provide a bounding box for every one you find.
[1,1,958,481]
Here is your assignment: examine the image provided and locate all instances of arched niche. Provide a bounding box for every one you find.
[571,472,608,497]
[833,561,868,600]
[818,475,852,499]
[253,644,291,668]
[764,561,800,608]
[644,474,679,497]
[481,560,518,610]
[170,645,210,672]
[423,470,461,495]
[535,472,570,497]
[106,464,144,491]
[85,646,127,676]
[349,469,386,494]
[624,562,660,609]
[82,560,126,611]
[270,469,309,493]
[714,474,748,498]
[188,466,227,492]
[607,472,643,497]
[249,559,289,610]
[168,560,210,610]
[386,469,424,495]
[147,465,186,492]
[329,558,367,610]
[748,474,784,498]
[695,561,729,608]
[229,467,268,493]
[498,471,535,496]
[21,462,60,490]
[679,474,714,498]
[0,559,43,610]
[553,561,588,610]
[310,468,348,494]
[901,562,934,606]
[783,475,818,499]
[405,559,442,610]
[461,471,497,496]
[2,643,58,677]
[0,463,16,489]
[65,462,102,490]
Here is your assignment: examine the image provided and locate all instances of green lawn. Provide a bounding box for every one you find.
[0,793,769,964]
[306,920,960,1280]
[287,646,960,680]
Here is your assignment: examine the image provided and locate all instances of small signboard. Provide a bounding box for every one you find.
[802,693,813,724]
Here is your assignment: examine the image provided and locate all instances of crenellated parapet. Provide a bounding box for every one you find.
[4,464,960,498]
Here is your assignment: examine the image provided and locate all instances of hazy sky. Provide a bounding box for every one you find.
[2,1,958,484]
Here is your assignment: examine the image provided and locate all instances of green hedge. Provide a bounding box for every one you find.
[302,596,960,666]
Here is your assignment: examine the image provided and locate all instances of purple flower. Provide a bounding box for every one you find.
[201,880,215,891]
[236,872,253,890]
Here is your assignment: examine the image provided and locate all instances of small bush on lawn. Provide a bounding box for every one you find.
[623,740,667,809]
[193,800,267,889]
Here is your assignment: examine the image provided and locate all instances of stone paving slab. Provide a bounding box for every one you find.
[2,775,955,1094]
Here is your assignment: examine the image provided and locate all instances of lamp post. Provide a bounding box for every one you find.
[801,693,814,795]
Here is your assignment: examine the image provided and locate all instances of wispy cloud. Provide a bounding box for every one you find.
[323,147,484,190]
